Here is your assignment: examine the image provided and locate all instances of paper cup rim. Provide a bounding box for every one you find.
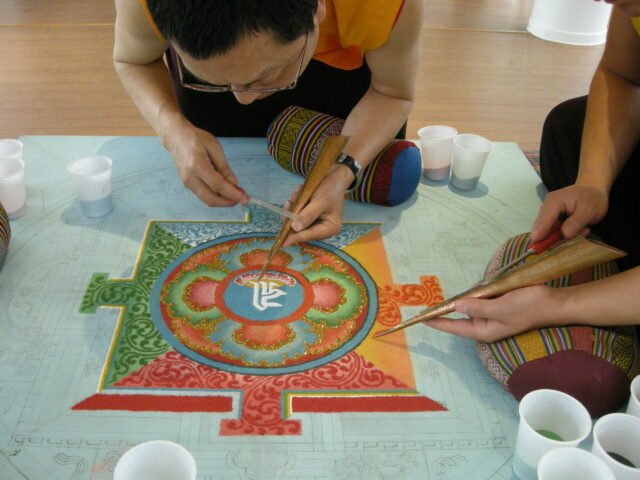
[632,375,640,398]
[538,447,615,479]
[593,413,640,472]
[0,157,25,179]
[114,440,197,478]
[454,133,493,152]
[0,139,23,155]
[519,389,592,444]
[68,155,113,176]
[417,125,458,139]
[593,412,640,464]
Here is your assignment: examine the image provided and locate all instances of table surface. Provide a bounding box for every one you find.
[0,136,544,480]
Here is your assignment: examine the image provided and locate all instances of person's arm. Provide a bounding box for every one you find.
[426,8,640,342]
[113,0,245,207]
[426,265,640,343]
[284,0,423,245]
[531,8,640,241]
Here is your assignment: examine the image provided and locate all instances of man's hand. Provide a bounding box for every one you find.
[531,184,608,242]
[163,121,247,207]
[281,168,349,247]
[426,285,562,343]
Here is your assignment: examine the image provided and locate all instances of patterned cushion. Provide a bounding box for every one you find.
[476,233,640,417]
[0,201,10,270]
[266,106,421,206]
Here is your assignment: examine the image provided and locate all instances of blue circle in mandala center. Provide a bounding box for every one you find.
[222,271,305,322]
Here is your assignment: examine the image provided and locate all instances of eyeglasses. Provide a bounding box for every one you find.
[177,33,309,93]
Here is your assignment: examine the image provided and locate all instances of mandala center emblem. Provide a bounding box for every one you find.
[217,267,312,324]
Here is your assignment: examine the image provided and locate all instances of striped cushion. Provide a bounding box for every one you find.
[0,201,10,270]
[477,232,639,417]
[267,106,421,206]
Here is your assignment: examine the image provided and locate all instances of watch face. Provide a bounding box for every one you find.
[339,154,361,176]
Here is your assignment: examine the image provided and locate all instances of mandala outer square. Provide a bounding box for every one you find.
[74,219,446,435]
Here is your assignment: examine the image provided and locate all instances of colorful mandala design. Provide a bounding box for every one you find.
[76,217,446,435]
[151,233,377,375]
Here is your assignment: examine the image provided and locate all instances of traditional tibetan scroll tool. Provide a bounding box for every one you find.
[257,135,350,281]
[374,236,626,338]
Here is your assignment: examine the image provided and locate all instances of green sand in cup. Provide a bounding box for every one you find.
[536,429,564,441]
[607,451,636,468]
[591,413,640,477]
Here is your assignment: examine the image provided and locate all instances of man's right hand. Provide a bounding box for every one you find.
[162,119,248,207]
[531,184,608,242]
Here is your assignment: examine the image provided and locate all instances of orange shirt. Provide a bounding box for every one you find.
[314,0,404,70]
[633,17,640,36]
[140,0,404,70]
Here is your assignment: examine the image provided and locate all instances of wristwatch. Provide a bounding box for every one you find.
[336,153,362,192]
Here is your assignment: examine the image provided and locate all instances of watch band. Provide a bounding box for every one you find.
[336,153,362,192]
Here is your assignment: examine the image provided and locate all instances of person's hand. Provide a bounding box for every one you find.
[530,184,608,243]
[281,168,348,247]
[426,285,561,343]
[162,120,247,207]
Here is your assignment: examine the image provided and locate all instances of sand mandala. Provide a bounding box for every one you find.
[154,234,376,375]
[74,209,446,435]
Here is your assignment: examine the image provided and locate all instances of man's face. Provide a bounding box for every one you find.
[175,29,313,104]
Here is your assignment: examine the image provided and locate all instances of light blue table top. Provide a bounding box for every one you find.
[0,136,546,479]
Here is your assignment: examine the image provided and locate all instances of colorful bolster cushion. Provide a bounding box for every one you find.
[476,232,639,417]
[266,106,421,206]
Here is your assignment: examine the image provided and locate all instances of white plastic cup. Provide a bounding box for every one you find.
[67,155,113,218]
[0,139,23,160]
[538,447,615,480]
[450,134,493,191]
[417,125,457,181]
[0,157,27,219]
[512,389,592,480]
[592,413,640,479]
[627,375,640,418]
[527,0,612,46]
[114,440,197,480]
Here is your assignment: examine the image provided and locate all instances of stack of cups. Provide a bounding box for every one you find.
[0,139,27,219]
[417,127,493,191]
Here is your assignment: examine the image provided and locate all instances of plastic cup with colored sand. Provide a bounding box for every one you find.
[417,125,457,181]
[538,447,615,480]
[512,389,591,480]
[67,155,113,218]
[591,413,640,479]
[114,440,197,480]
[450,133,492,191]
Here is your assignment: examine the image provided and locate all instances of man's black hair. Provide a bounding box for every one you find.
[147,0,318,59]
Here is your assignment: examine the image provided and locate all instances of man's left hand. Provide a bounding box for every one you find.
[425,285,563,343]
